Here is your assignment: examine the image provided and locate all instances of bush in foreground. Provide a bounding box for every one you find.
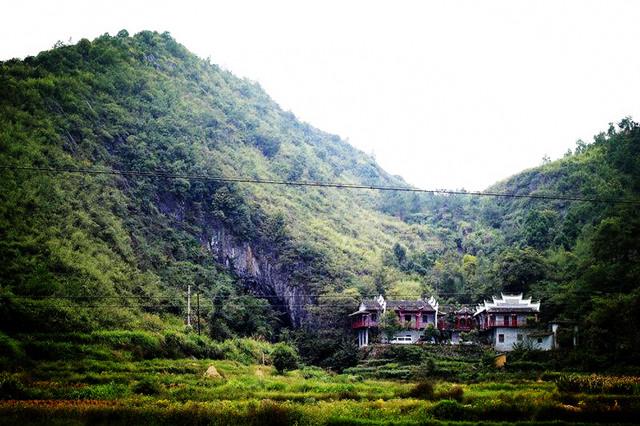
[405,381,434,399]
[272,343,299,374]
[429,399,467,420]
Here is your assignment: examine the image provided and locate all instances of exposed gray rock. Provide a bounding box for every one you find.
[202,223,311,327]
[155,190,311,326]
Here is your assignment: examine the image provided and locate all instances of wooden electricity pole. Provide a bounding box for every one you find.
[196,293,201,335]
[187,285,191,327]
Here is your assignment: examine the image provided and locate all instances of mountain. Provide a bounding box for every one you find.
[0,30,438,336]
[1,30,639,367]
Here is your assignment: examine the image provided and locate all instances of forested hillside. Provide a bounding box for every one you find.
[0,31,441,364]
[378,119,640,366]
[1,30,639,369]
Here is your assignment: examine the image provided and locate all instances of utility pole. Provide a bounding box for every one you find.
[187,285,191,327]
[196,293,201,335]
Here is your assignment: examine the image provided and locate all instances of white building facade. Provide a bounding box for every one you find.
[475,293,553,352]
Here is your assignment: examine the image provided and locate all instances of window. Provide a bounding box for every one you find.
[498,334,504,343]
[422,314,430,323]
[537,338,543,344]
[405,314,412,322]
[517,334,523,341]
[371,314,377,322]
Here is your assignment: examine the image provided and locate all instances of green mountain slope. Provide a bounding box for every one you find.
[0,30,437,337]
[1,30,639,368]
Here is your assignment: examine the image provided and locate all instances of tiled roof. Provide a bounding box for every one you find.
[474,293,540,316]
[350,295,437,316]
[386,300,436,311]
[349,297,384,316]
[455,306,474,315]
[361,299,382,310]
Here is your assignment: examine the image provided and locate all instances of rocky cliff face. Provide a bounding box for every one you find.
[156,189,312,327]
[202,223,311,327]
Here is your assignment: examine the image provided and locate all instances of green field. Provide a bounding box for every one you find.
[2,338,639,425]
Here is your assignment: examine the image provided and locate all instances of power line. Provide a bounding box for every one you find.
[2,165,639,205]
[0,292,527,299]
[5,288,610,302]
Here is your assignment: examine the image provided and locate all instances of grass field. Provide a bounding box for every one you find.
[2,356,640,425]
[2,331,639,424]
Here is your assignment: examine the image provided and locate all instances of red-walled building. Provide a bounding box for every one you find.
[350,295,439,347]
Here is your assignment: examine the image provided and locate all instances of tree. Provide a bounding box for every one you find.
[392,243,407,268]
[379,310,403,342]
[271,342,299,374]
[495,248,547,294]
[523,209,558,250]
[423,324,440,343]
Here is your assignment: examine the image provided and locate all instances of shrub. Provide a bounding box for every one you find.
[132,377,164,395]
[272,343,299,374]
[406,381,435,399]
[540,371,563,382]
[322,341,359,373]
[23,341,113,361]
[429,399,467,420]
[92,330,163,359]
[249,400,303,425]
[162,331,207,358]
[69,382,129,400]
[300,366,330,380]
[218,338,269,364]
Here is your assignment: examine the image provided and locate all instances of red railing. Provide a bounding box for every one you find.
[454,317,477,330]
[351,317,378,329]
[481,317,526,329]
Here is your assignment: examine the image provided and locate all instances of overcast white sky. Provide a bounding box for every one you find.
[2,1,640,189]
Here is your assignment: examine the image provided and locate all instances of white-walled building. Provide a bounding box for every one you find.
[474,293,553,351]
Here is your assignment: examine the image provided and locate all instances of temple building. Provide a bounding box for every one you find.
[350,295,439,347]
[474,293,553,351]
[350,293,553,351]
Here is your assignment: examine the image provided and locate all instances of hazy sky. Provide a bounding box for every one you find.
[3,1,640,189]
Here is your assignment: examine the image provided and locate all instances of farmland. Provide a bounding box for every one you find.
[2,335,639,425]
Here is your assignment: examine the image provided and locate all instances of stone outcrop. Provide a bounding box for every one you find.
[204,365,223,379]
[202,223,311,327]
[157,191,311,327]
